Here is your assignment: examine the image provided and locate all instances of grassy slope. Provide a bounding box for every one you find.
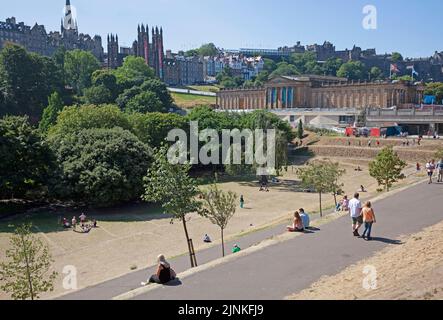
[172,92,216,109]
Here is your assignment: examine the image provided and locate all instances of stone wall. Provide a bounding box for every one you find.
[308,145,434,163]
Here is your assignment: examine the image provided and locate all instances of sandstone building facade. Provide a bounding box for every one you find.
[217,75,425,110]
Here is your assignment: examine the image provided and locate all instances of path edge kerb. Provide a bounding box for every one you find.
[112,178,427,300]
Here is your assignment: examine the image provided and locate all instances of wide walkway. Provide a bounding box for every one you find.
[132,181,443,300]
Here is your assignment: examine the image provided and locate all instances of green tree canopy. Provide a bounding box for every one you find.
[50,127,151,206]
[64,49,101,94]
[83,85,113,105]
[270,62,301,78]
[128,112,188,148]
[39,92,65,134]
[391,52,404,62]
[126,91,164,113]
[369,147,406,191]
[0,45,64,119]
[297,160,345,216]
[116,79,173,112]
[48,104,132,138]
[0,116,55,199]
[323,58,344,76]
[91,70,120,99]
[370,66,384,80]
[337,61,366,80]
[113,56,155,89]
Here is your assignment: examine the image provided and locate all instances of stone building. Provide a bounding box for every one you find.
[217,75,425,110]
[0,1,103,60]
[107,34,120,69]
[163,55,204,86]
[131,25,165,80]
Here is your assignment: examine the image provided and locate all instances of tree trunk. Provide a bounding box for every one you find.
[181,216,195,268]
[319,192,323,217]
[221,228,225,257]
[333,192,337,207]
[21,233,34,300]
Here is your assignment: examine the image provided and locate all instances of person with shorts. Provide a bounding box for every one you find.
[349,193,362,237]
[426,160,436,184]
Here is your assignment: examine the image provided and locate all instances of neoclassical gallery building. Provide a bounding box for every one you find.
[216,75,425,111]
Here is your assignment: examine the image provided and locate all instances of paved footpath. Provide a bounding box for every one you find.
[59,181,442,300]
[131,181,443,300]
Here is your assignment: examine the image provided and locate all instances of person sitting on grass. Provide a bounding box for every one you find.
[336,195,349,212]
[62,218,71,229]
[232,244,241,253]
[80,224,92,234]
[203,234,212,243]
[299,209,310,229]
[287,211,304,232]
[142,255,177,286]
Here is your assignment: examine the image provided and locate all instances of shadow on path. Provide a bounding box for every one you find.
[369,237,403,245]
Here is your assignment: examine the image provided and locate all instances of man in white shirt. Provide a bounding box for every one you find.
[348,193,362,237]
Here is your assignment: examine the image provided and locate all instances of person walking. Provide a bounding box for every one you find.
[426,160,436,184]
[240,195,245,209]
[349,193,363,237]
[437,159,443,183]
[361,201,376,241]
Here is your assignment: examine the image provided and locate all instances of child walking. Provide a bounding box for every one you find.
[240,195,245,209]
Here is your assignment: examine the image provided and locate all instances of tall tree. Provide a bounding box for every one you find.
[325,162,346,206]
[39,92,64,134]
[142,146,202,268]
[199,183,237,257]
[297,161,339,217]
[64,49,100,94]
[0,224,58,300]
[0,116,55,200]
[369,147,406,192]
[50,127,151,206]
[0,45,64,119]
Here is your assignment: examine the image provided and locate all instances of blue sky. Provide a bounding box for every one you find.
[3,0,442,58]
